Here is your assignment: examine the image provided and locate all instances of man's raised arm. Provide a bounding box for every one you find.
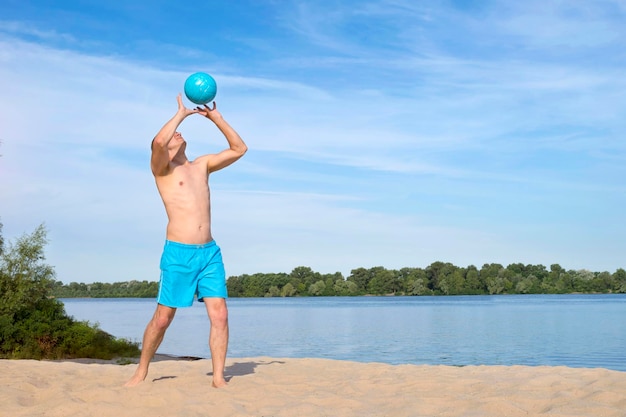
[197,102,248,173]
[150,94,198,176]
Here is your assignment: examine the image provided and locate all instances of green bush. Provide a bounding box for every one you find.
[0,222,139,360]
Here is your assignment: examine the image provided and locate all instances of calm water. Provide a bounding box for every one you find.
[61,295,626,371]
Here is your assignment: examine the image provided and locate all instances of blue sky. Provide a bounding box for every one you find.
[1,1,625,284]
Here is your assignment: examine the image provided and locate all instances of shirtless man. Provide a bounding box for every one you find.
[125,94,247,388]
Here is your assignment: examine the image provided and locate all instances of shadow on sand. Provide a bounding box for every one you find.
[207,359,286,381]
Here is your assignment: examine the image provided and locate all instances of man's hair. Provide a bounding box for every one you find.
[150,138,155,151]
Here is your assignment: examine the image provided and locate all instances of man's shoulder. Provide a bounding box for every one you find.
[190,154,218,170]
[191,153,217,163]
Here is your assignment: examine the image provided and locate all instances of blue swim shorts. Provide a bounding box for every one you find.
[156,240,228,308]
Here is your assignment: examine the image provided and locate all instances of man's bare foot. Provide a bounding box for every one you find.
[124,371,147,387]
[212,378,228,388]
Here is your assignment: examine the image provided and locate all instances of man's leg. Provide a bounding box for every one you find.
[124,304,176,387]
[204,297,229,388]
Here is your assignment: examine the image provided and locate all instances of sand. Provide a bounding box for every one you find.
[1,357,625,417]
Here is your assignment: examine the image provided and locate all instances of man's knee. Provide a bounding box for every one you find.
[207,300,228,326]
[152,307,176,331]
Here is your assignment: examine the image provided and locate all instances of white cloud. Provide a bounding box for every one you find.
[490,1,626,48]
[0,20,77,44]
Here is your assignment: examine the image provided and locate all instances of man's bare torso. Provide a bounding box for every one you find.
[154,157,212,244]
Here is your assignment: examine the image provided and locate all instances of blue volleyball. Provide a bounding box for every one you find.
[184,72,217,105]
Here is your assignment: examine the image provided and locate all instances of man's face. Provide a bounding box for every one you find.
[169,132,186,150]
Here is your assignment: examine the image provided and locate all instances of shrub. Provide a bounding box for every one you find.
[0,222,139,360]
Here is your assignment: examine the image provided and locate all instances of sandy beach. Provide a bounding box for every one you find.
[1,357,625,417]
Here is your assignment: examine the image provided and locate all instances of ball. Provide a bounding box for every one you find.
[184,72,217,105]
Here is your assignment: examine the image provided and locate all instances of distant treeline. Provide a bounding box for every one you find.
[52,280,159,298]
[52,262,626,298]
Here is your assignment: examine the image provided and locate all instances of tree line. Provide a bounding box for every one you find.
[51,263,626,298]
[52,280,159,298]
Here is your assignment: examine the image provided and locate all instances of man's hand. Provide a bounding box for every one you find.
[177,94,199,118]
[196,101,223,122]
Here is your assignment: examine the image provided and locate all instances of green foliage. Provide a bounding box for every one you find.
[223,262,626,298]
[47,261,626,299]
[51,280,158,298]
[224,268,344,297]
[1,297,138,359]
[0,223,139,360]
[0,225,54,318]
[0,222,4,256]
[308,280,327,296]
